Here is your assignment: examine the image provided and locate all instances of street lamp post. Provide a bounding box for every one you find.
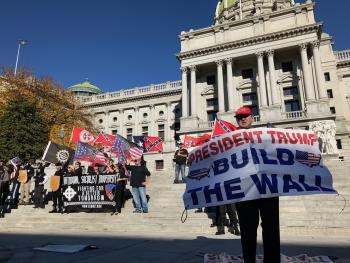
[14,40,28,75]
[59,127,65,146]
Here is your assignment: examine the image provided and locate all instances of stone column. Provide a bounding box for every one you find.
[190,65,197,117]
[120,109,125,137]
[225,58,237,111]
[256,51,268,107]
[134,107,139,136]
[149,104,155,136]
[299,43,316,101]
[216,60,225,113]
[266,50,280,106]
[181,67,189,118]
[165,102,175,151]
[311,41,328,100]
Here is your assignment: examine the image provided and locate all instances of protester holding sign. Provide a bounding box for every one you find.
[183,106,336,263]
[233,107,281,263]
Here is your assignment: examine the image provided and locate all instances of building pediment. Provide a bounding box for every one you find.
[201,85,215,96]
[237,79,253,90]
[277,73,300,84]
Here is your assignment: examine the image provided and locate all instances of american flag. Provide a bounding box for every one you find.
[10,156,21,179]
[111,135,143,163]
[295,150,321,167]
[105,184,116,201]
[74,142,108,166]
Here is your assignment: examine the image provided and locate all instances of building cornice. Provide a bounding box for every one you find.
[82,89,181,109]
[177,23,323,61]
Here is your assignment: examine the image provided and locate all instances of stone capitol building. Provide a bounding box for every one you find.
[68,0,350,172]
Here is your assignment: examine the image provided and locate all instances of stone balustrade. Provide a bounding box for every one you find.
[284,110,305,119]
[335,50,350,61]
[81,80,182,104]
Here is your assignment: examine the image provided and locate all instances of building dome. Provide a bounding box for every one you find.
[67,80,103,97]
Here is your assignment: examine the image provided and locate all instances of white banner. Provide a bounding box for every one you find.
[183,128,337,209]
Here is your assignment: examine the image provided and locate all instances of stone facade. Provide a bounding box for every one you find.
[77,0,350,171]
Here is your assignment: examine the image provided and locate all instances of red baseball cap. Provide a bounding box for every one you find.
[235,106,253,117]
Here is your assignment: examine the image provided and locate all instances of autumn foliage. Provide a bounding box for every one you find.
[0,68,95,152]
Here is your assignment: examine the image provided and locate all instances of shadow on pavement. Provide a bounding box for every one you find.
[0,232,349,263]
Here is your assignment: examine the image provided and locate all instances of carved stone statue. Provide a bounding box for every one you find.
[309,120,339,155]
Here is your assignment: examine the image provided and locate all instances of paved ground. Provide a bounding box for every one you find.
[0,230,349,263]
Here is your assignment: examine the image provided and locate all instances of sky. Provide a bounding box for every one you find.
[1,0,349,93]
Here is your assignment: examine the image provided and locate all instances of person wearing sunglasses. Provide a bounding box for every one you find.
[234,106,280,263]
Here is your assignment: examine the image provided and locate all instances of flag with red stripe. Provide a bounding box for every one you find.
[211,118,238,137]
[94,132,116,147]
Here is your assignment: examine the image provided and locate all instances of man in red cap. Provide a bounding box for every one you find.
[234,106,280,263]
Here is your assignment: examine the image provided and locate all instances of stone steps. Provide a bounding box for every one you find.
[1,160,349,236]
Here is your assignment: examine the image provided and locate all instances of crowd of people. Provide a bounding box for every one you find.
[0,155,152,218]
[0,106,281,262]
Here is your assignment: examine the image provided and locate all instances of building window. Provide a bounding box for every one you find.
[242,69,254,79]
[174,122,180,131]
[283,86,298,96]
[327,89,333,99]
[336,139,343,149]
[98,119,103,124]
[126,128,133,141]
[207,75,216,85]
[175,108,180,114]
[285,100,301,112]
[159,111,164,118]
[207,99,218,107]
[324,72,331,82]
[281,61,293,73]
[127,115,132,120]
[112,129,118,135]
[243,93,257,102]
[155,160,164,170]
[330,107,336,114]
[207,111,217,122]
[158,124,165,140]
[143,112,148,118]
[113,117,118,122]
[142,126,148,136]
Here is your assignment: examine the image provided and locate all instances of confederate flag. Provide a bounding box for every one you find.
[143,136,164,153]
[70,127,96,145]
[94,132,116,147]
[211,118,238,137]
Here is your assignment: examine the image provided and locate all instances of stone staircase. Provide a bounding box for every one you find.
[1,159,349,237]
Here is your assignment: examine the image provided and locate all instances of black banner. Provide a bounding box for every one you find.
[62,174,117,211]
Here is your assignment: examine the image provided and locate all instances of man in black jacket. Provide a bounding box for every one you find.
[234,106,280,263]
[33,162,49,208]
[126,159,151,213]
[49,162,65,213]
[173,143,188,184]
[0,161,10,218]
